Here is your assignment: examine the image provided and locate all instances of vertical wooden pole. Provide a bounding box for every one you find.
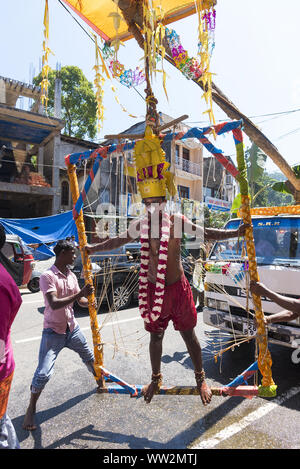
[67,163,105,388]
[233,127,276,396]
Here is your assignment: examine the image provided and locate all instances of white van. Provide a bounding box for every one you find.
[203,215,300,349]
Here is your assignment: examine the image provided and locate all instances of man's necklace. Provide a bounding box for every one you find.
[139,212,170,324]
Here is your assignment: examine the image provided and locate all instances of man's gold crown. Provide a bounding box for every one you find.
[133,126,177,199]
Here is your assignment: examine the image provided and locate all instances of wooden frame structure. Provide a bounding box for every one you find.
[65,119,277,398]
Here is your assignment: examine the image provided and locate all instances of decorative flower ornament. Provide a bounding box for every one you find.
[139,212,170,324]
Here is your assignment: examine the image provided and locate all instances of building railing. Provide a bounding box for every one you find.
[175,156,202,177]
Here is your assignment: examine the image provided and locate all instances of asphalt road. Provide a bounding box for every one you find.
[7,287,300,450]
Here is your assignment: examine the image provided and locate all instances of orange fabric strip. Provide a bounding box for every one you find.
[0,373,13,420]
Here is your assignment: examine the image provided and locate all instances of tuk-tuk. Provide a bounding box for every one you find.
[0,234,35,288]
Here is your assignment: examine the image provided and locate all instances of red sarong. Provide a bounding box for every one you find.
[145,275,197,333]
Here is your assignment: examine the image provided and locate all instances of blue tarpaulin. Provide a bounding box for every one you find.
[0,211,77,260]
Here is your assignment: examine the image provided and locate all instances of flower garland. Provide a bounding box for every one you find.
[102,42,146,88]
[165,28,203,81]
[164,3,216,126]
[100,14,216,91]
[138,212,170,324]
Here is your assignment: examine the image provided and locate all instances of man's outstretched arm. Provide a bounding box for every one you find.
[85,219,140,255]
[204,223,250,240]
[180,214,250,241]
[250,281,300,317]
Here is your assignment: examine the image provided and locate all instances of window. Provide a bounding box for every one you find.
[226,174,232,185]
[178,185,190,199]
[203,187,212,197]
[209,217,300,266]
[182,147,190,161]
[175,145,180,164]
[1,242,15,260]
[61,181,69,206]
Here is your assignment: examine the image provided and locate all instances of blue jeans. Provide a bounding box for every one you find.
[31,325,95,393]
[0,414,20,449]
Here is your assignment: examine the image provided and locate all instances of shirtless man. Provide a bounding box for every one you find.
[86,196,248,406]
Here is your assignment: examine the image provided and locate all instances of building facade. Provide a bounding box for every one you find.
[0,76,64,218]
[203,155,238,212]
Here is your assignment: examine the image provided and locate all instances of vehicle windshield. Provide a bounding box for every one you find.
[209,216,300,267]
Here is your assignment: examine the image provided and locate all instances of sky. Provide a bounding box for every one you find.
[1,0,300,174]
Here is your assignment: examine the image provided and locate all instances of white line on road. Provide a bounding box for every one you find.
[22,300,44,304]
[15,315,141,344]
[191,384,300,449]
[81,316,141,332]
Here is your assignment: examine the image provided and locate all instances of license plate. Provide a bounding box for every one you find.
[242,321,257,337]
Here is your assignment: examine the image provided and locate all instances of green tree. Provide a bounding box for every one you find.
[231,141,294,212]
[244,142,268,206]
[204,205,230,228]
[33,66,97,140]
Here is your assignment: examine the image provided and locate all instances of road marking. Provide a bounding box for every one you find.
[15,335,42,344]
[81,316,141,332]
[191,384,300,449]
[15,315,141,344]
[22,300,44,304]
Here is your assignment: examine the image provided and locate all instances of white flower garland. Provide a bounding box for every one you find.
[138,212,171,324]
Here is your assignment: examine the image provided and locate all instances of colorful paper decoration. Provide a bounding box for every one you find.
[164,0,216,125]
[196,0,216,125]
[165,28,203,80]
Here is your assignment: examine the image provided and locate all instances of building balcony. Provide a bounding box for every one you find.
[0,179,55,196]
[175,156,202,179]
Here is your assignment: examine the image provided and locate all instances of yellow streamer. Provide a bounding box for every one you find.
[93,35,106,133]
[40,0,55,111]
[195,0,216,127]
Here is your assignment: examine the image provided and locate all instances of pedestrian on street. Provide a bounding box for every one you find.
[23,239,98,431]
[0,223,22,449]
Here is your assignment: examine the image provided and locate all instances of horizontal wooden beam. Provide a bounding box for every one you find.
[157,114,188,132]
[104,114,189,141]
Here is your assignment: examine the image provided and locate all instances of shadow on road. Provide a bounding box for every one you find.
[45,425,167,450]
[13,390,95,448]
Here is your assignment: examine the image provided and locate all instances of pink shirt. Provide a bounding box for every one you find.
[0,264,22,382]
[39,265,81,334]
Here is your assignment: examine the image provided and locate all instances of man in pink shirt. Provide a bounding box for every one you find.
[23,240,96,432]
[0,224,22,449]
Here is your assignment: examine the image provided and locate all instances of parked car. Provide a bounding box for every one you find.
[72,242,141,311]
[0,234,35,289]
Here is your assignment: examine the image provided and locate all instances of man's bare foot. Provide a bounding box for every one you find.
[142,373,162,404]
[23,407,37,431]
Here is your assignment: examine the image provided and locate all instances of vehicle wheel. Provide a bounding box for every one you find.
[73,301,88,315]
[109,284,133,310]
[27,277,40,293]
